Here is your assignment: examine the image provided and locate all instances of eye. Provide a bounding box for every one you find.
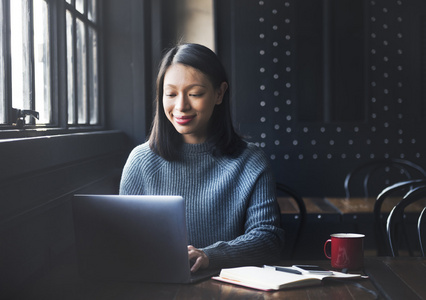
[189,93,204,97]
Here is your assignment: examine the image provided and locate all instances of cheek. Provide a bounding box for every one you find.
[193,97,214,112]
[202,99,218,115]
[162,101,174,124]
[162,99,172,114]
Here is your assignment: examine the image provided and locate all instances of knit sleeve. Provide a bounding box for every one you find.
[201,152,285,269]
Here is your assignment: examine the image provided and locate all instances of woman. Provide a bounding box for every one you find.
[120,43,285,272]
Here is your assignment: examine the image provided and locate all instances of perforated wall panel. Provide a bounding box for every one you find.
[216,0,426,196]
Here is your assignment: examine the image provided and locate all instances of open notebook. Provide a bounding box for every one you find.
[72,194,219,283]
[213,265,363,291]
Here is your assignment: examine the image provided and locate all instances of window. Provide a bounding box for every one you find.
[66,0,99,125]
[0,0,101,133]
[0,0,5,123]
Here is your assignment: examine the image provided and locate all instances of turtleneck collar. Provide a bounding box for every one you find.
[179,142,213,156]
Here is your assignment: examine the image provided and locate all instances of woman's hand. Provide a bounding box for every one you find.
[188,245,209,272]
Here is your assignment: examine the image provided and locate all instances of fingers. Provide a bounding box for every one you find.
[187,245,200,262]
[187,245,209,272]
[191,257,202,273]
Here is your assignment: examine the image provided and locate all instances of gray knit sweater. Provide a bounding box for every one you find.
[119,141,285,269]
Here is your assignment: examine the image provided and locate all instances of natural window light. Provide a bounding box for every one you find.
[0,0,6,124]
[67,0,99,125]
[0,0,100,131]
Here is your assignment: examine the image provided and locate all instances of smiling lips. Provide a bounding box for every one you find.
[175,115,195,125]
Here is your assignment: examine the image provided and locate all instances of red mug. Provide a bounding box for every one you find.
[324,233,365,270]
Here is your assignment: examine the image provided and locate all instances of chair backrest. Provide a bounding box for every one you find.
[344,158,426,198]
[374,179,426,256]
[418,207,426,257]
[276,182,306,259]
[386,184,426,257]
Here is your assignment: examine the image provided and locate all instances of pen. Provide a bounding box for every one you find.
[263,265,302,275]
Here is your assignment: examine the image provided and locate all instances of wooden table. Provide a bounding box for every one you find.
[278,197,341,222]
[8,250,384,300]
[325,197,426,219]
[365,256,426,299]
[279,196,426,221]
[11,249,426,300]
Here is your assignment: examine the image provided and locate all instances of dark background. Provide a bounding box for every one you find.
[2,0,426,296]
[215,0,426,197]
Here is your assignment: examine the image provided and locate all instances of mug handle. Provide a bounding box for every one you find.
[324,239,332,259]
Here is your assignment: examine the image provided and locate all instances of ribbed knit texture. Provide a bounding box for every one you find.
[119,141,285,269]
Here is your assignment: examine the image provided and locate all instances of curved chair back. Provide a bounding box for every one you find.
[418,207,426,257]
[386,184,426,257]
[276,183,306,259]
[344,158,426,198]
[374,179,426,256]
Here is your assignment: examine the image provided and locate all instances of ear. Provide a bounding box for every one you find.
[215,82,228,105]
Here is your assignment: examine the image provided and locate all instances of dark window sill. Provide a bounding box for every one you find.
[0,130,131,182]
[0,126,105,140]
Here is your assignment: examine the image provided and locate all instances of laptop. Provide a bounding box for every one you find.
[72,194,219,283]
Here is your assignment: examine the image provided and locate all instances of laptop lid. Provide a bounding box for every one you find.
[72,194,214,283]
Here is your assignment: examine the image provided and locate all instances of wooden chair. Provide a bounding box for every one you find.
[344,158,426,198]
[374,179,426,256]
[276,182,306,259]
[386,184,426,257]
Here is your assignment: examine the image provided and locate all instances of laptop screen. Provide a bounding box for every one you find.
[72,194,193,283]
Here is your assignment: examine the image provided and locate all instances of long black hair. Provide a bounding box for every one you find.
[149,43,243,161]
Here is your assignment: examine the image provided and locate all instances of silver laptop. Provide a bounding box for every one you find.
[72,194,219,283]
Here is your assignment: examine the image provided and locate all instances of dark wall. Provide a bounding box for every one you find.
[0,131,130,297]
[103,0,179,147]
[215,0,426,197]
[103,0,152,146]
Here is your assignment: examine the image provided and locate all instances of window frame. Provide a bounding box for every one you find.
[0,0,104,139]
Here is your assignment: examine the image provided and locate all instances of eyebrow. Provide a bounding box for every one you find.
[164,83,207,89]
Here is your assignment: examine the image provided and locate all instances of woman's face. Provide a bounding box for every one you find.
[163,63,227,144]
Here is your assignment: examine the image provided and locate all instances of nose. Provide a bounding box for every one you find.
[174,93,190,112]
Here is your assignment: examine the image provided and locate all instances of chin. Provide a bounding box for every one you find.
[174,128,193,137]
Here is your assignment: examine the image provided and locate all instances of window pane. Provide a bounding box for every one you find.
[0,0,5,124]
[76,18,87,124]
[76,0,84,14]
[33,0,51,124]
[88,27,98,124]
[66,11,75,124]
[10,0,32,112]
[88,0,96,22]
